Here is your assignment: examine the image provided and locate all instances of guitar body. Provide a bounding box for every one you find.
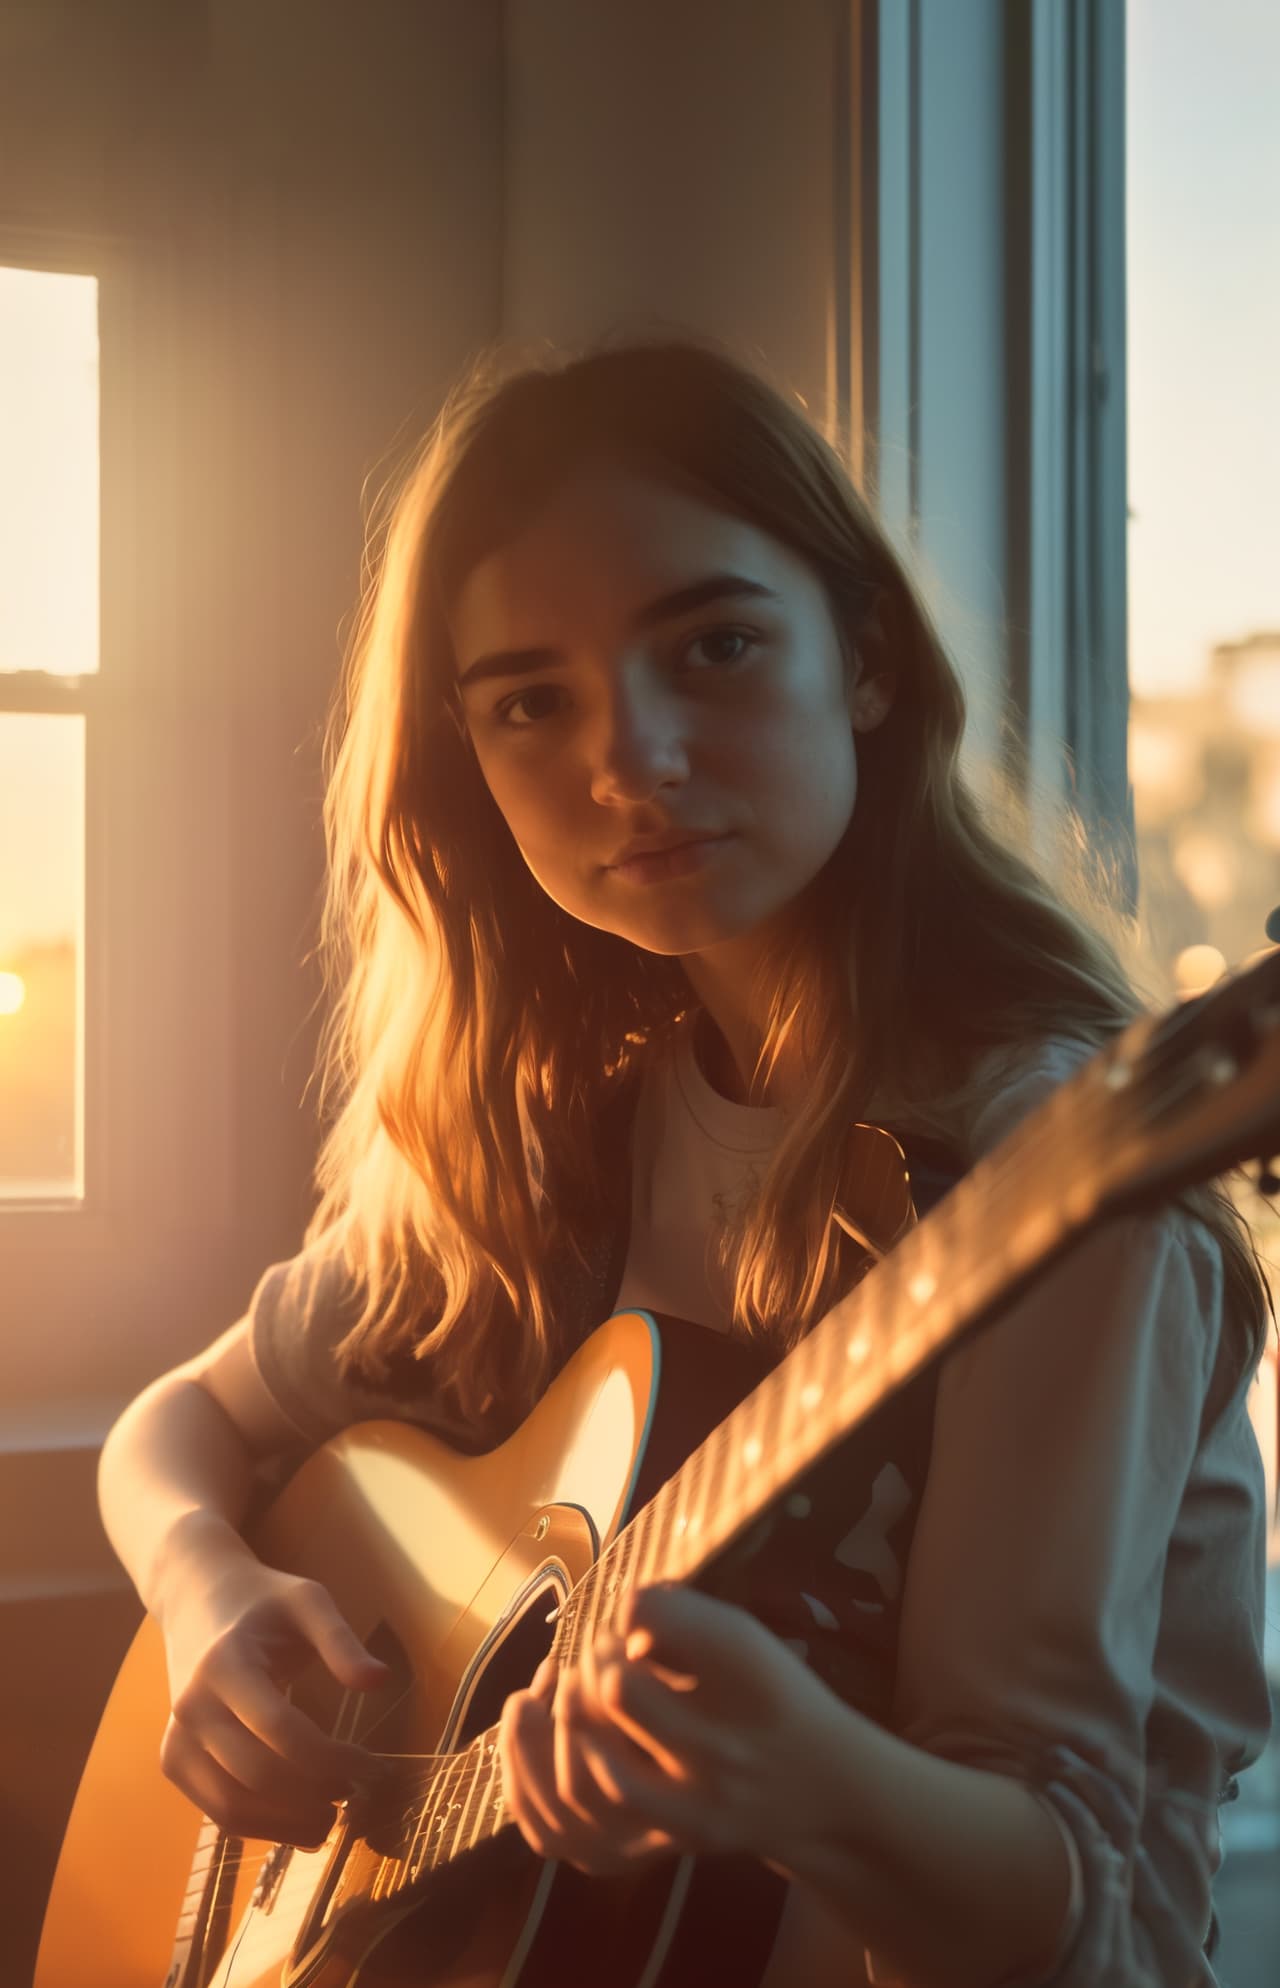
[36,1308,785,1988]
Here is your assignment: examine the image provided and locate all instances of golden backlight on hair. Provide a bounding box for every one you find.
[300,332,1273,1438]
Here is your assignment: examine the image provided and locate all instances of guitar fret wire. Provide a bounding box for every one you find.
[424,1758,454,1873]
[486,1734,507,1838]
[428,1753,465,1872]
[620,1505,642,1593]
[424,1753,461,1871]
[407,1771,435,1881]
[645,1483,674,1583]
[576,1561,606,1661]
[407,1776,435,1879]
[449,1740,484,1863]
[606,1524,633,1629]
[698,1423,728,1538]
[437,1753,470,1870]
[563,1582,585,1665]
[467,1735,497,1851]
[410,1753,451,1880]
[644,1479,674,1588]
[630,1498,656,1591]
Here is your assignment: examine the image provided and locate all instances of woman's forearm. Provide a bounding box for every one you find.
[770,1700,1076,1988]
[98,1373,260,1620]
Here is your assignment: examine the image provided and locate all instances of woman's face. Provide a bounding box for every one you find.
[447,458,891,961]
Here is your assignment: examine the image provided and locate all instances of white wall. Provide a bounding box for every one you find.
[504,0,848,427]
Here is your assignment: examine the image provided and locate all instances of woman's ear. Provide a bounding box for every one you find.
[847,591,897,734]
[850,664,895,733]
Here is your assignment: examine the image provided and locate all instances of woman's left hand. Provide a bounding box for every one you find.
[496,1584,846,1877]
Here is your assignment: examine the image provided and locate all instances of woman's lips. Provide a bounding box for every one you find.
[608,834,733,885]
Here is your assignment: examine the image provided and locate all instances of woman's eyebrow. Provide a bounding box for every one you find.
[456,573,784,689]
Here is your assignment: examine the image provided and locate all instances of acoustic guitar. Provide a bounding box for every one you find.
[35,948,1280,1987]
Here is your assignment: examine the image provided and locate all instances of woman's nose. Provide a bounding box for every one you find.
[587,681,690,804]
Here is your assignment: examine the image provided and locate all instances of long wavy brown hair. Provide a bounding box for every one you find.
[302,328,1273,1439]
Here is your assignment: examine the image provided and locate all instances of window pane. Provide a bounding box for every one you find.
[0,713,84,1198]
[1127,0,1280,1880]
[0,265,99,677]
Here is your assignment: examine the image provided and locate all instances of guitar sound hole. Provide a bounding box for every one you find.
[295,1619,418,1754]
[454,1581,562,1747]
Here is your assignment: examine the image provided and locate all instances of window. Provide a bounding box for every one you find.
[0,264,97,1201]
[1126,0,1280,1864]
[0,227,239,1437]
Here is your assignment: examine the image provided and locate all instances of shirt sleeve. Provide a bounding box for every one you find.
[888,1051,1261,1984]
[246,1245,440,1448]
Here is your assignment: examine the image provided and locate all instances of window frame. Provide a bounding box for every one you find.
[1,222,234,1282]
[1019,0,1132,898]
[858,0,1133,888]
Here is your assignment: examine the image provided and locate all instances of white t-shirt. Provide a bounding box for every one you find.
[615,1009,786,1332]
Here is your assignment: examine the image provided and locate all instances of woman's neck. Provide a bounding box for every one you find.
[689,1004,806,1111]
[692,1009,756,1105]
[679,907,814,1111]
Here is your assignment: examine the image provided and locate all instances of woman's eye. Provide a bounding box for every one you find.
[494,684,568,729]
[491,627,758,729]
[682,626,757,672]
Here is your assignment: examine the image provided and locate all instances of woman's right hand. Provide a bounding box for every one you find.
[157,1545,392,1847]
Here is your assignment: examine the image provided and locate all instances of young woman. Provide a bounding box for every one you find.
[99,334,1273,1987]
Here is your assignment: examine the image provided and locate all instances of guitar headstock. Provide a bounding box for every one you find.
[1091,946,1280,1219]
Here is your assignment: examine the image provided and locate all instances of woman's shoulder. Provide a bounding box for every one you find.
[873,1033,1095,1167]
[243,1236,449,1450]
[963,1033,1223,1257]
[962,1033,1097,1160]
[247,1237,361,1335]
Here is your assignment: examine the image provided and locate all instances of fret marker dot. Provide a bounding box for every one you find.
[847,1333,870,1363]
[800,1382,821,1411]
[743,1436,762,1467]
[676,1514,688,1533]
[907,1270,937,1305]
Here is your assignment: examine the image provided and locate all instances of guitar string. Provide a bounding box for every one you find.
[175,976,1280,1892]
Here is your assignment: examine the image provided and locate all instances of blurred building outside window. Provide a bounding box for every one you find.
[1127,0,1280,1855]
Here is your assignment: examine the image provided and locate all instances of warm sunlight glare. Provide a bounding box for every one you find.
[1173,943,1227,996]
[0,971,25,1016]
[0,264,99,676]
